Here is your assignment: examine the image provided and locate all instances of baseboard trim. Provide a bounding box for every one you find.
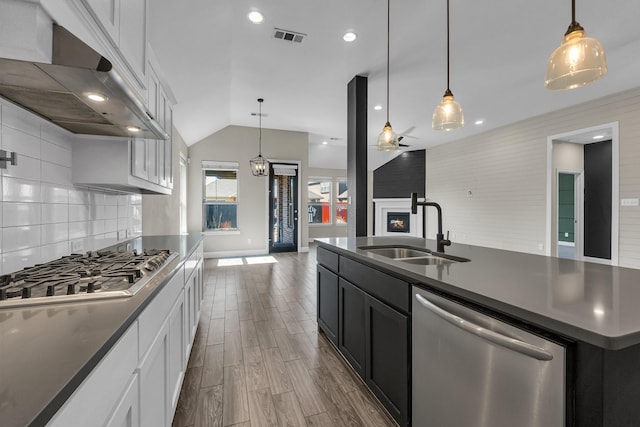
[205,249,267,258]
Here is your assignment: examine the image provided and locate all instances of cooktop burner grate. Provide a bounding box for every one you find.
[0,249,177,308]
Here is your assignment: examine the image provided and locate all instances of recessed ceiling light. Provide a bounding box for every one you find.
[374,105,383,111]
[126,126,141,133]
[248,11,263,24]
[322,141,328,145]
[474,119,484,125]
[343,32,357,42]
[593,135,605,139]
[87,93,107,102]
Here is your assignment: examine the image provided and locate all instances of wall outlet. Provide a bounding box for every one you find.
[71,240,83,252]
[117,230,126,240]
[621,198,639,207]
[537,243,544,251]
[466,189,473,198]
[248,238,252,245]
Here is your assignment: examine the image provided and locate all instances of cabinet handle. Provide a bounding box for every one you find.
[415,293,553,361]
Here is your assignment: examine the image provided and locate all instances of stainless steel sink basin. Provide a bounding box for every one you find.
[358,245,470,265]
[363,247,432,259]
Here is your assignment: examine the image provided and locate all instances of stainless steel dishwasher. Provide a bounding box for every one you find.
[412,286,565,427]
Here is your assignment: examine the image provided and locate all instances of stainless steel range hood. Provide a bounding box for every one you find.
[0,25,167,140]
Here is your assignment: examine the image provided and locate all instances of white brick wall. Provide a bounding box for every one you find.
[0,99,142,275]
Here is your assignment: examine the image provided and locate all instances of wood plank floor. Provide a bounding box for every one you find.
[172,245,397,427]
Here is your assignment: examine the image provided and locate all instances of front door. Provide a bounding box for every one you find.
[269,163,298,253]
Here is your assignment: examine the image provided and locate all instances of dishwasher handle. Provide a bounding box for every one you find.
[415,293,553,361]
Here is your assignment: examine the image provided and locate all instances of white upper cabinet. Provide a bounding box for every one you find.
[84,0,120,44]
[118,0,147,86]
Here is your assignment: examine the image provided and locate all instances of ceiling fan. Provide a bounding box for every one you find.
[368,126,417,149]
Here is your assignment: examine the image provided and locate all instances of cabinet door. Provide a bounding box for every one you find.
[147,66,160,120]
[338,278,366,377]
[184,270,196,361]
[168,292,186,417]
[105,374,140,427]
[131,138,148,180]
[84,0,120,43]
[147,139,159,184]
[119,0,147,82]
[139,321,169,427]
[365,296,408,426]
[164,104,173,189]
[158,139,166,187]
[317,265,338,345]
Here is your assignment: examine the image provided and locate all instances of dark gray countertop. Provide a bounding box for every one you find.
[316,236,640,350]
[0,234,203,427]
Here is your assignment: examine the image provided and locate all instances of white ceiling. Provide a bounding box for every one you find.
[148,0,640,170]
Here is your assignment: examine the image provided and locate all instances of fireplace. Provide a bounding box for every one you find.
[373,198,423,237]
[387,212,410,233]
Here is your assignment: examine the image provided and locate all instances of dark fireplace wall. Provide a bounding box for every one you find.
[373,150,426,199]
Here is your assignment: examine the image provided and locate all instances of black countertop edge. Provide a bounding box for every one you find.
[28,234,204,427]
[315,240,637,351]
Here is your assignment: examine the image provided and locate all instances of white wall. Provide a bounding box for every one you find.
[187,125,308,257]
[426,87,640,268]
[142,125,188,236]
[307,167,348,241]
[0,99,142,275]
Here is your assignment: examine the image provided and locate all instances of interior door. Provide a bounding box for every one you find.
[584,140,612,260]
[269,163,298,253]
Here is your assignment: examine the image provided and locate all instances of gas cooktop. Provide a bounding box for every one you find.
[0,249,178,308]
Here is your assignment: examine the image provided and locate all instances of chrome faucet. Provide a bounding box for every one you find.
[411,192,451,253]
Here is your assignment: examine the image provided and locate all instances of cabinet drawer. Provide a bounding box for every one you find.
[339,256,409,313]
[317,246,339,272]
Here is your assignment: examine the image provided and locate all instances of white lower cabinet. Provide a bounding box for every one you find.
[139,320,170,427]
[105,374,140,427]
[168,291,186,414]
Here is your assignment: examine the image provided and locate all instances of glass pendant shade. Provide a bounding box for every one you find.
[250,154,269,176]
[432,90,464,131]
[377,121,399,151]
[545,27,607,90]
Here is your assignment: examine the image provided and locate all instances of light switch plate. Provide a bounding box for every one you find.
[621,198,639,207]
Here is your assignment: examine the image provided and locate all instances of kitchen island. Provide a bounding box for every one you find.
[316,236,640,426]
[0,234,204,427]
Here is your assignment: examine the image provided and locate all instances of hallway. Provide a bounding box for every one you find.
[171,246,396,426]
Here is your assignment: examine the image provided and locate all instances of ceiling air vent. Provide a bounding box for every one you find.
[273,28,306,43]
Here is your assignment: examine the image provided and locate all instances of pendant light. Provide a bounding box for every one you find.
[545,0,607,90]
[250,98,270,176]
[376,0,399,151]
[432,0,464,131]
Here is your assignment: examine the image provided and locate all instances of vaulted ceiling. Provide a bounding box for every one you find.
[148,0,640,169]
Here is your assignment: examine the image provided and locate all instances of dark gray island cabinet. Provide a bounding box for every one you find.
[316,238,640,427]
[317,246,409,426]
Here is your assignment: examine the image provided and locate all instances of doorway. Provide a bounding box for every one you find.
[269,163,299,253]
[546,122,619,265]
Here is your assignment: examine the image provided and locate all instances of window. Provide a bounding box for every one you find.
[203,162,239,231]
[336,178,347,224]
[308,177,332,224]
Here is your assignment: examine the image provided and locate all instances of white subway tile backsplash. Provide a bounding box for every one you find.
[2,225,41,252]
[41,241,70,263]
[41,203,69,224]
[2,177,41,202]
[2,125,41,159]
[41,140,72,167]
[69,204,90,222]
[40,183,69,204]
[41,161,72,186]
[2,247,42,275]
[3,203,41,227]
[41,223,69,245]
[41,121,73,150]
[0,99,143,273]
[2,154,41,181]
[1,102,41,137]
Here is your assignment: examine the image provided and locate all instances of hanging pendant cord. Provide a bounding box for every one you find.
[571,0,576,25]
[446,0,450,92]
[258,99,263,155]
[386,0,390,123]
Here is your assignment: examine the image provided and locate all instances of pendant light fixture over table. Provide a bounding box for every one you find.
[432,0,464,131]
[545,0,607,90]
[376,0,399,151]
[250,98,270,176]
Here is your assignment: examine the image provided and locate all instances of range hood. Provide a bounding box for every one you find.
[0,25,167,140]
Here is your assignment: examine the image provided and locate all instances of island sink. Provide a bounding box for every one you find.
[358,245,470,265]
